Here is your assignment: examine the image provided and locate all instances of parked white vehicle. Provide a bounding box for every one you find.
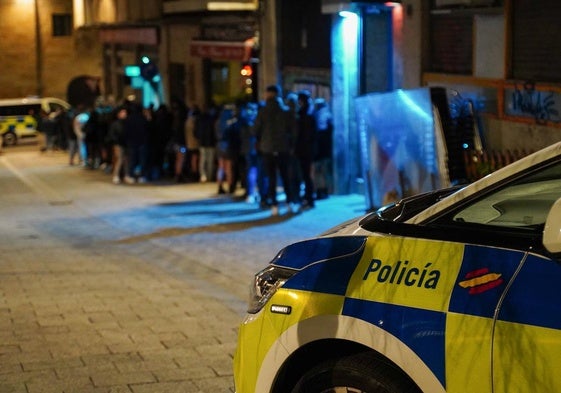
[0,97,70,146]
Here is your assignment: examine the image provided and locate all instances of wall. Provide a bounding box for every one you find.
[86,0,161,23]
[45,2,101,99]
[92,0,116,22]
[125,0,161,21]
[0,0,101,100]
[163,23,204,106]
[0,0,37,97]
[482,117,561,153]
[423,2,561,161]
[401,0,422,89]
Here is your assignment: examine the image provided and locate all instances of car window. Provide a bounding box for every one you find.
[452,160,561,229]
[49,103,65,112]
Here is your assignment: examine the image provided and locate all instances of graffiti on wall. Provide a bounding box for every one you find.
[505,81,561,124]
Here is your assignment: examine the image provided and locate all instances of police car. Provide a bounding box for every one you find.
[0,97,69,146]
[234,141,561,393]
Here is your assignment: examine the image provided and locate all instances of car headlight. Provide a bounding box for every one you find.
[248,265,297,314]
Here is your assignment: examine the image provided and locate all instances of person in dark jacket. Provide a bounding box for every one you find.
[313,97,334,199]
[123,102,149,183]
[197,103,218,183]
[150,104,172,181]
[185,104,201,182]
[294,90,317,208]
[40,108,62,153]
[170,98,188,182]
[82,109,101,168]
[240,101,264,203]
[253,84,298,215]
[107,106,127,184]
[216,103,242,194]
[62,109,78,165]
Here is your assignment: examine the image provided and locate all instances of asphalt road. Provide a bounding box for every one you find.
[0,146,366,393]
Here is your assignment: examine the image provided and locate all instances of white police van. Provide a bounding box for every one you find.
[0,97,70,146]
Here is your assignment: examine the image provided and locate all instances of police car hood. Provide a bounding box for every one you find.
[269,187,462,271]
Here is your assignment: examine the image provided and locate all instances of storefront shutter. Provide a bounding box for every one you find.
[512,0,561,82]
[429,14,473,74]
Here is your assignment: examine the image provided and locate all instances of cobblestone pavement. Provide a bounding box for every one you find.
[0,149,367,393]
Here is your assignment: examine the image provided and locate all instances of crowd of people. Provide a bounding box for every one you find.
[37,85,334,216]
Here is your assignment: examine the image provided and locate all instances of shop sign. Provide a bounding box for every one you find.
[190,40,251,61]
[99,27,159,46]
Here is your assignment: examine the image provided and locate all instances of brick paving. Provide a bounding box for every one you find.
[0,149,366,393]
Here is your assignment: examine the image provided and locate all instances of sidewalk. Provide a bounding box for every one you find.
[0,149,368,393]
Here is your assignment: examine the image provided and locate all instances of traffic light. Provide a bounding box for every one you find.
[241,64,253,77]
[240,64,255,98]
[140,56,159,82]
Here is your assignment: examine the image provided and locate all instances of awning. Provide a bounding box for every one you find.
[190,39,255,61]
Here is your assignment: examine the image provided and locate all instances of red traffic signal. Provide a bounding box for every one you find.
[241,65,253,77]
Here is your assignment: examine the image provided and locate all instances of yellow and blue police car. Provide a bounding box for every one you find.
[234,141,561,393]
[0,97,70,146]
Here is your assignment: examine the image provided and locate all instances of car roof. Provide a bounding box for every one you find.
[0,97,70,109]
[408,141,561,224]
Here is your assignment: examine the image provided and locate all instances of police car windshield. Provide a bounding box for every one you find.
[452,160,561,229]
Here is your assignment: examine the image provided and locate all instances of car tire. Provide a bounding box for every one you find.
[3,131,17,146]
[290,352,421,393]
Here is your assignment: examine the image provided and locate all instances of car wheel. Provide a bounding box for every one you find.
[3,131,17,146]
[290,352,421,393]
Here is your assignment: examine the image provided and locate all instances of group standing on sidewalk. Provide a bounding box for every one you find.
[24,87,334,216]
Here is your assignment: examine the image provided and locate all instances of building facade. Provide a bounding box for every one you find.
[322,0,561,194]
[160,0,260,108]
[0,0,100,99]
[3,0,561,196]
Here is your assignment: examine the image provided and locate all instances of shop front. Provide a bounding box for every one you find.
[189,35,258,105]
[99,26,161,107]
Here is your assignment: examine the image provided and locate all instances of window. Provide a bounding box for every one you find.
[452,161,561,229]
[429,14,473,75]
[48,103,66,113]
[0,104,41,117]
[511,0,561,83]
[210,62,229,97]
[52,14,72,37]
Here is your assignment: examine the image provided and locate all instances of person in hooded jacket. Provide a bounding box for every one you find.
[252,84,298,216]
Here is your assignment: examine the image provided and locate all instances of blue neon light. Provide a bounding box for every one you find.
[339,10,357,18]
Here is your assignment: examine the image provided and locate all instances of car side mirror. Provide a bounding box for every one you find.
[543,197,561,254]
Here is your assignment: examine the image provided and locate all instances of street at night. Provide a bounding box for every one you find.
[0,144,365,393]
[3,0,561,391]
